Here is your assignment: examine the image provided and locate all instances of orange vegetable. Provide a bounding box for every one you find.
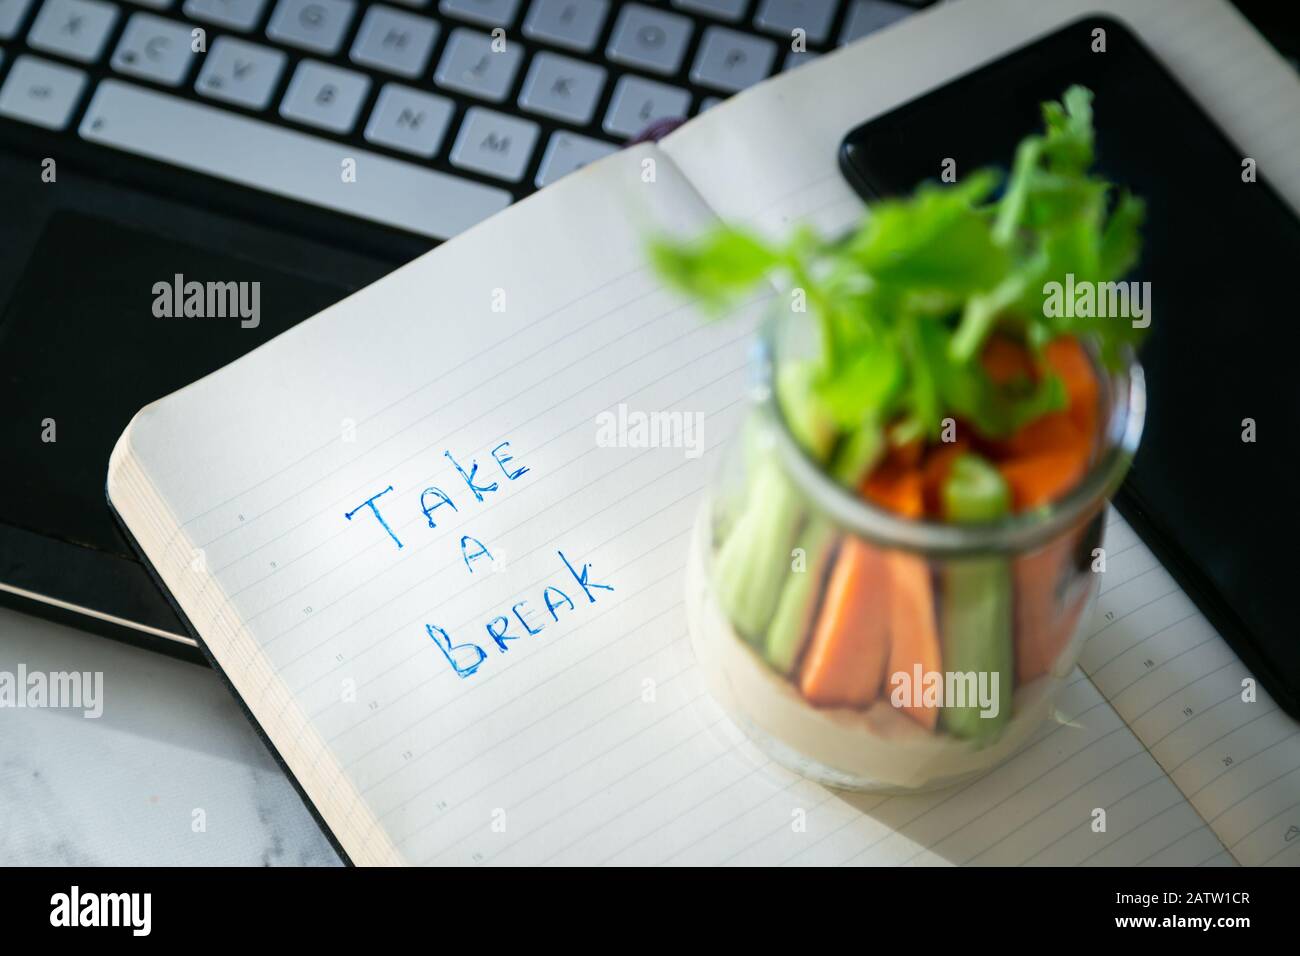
[884,552,942,729]
[981,334,1035,386]
[1001,411,1084,459]
[891,436,925,470]
[861,460,925,519]
[799,538,891,708]
[1014,529,1091,683]
[859,335,1102,517]
[1044,336,1100,440]
[998,451,1089,511]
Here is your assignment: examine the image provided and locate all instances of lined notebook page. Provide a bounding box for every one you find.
[1080,514,1300,867]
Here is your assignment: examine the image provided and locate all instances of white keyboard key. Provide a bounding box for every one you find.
[754,0,836,45]
[438,0,520,28]
[672,0,747,21]
[80,80,511,238]
[521,0,606,53]
[517,50,604,125]
[839,0,909,45]
[0,0,35,40]
[26,0,118,63]
[602,73,688,138]
[434,27,522,103]
[364,82,453,157]
[535,129,615,188]
[450,105,538,182]
[110,13,199,86]
[0,53,86,127]
[196,35,285,109]
[606,3,692,76]
[266,0,355,54]
[183,0,267,32]
[349,4,437,78]
[690,25,775,92]
[279,58,369,133]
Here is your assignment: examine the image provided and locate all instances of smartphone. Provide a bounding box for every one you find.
[839,15,1300,718]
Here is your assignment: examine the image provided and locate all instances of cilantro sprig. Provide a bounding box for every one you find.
[649,86,1146,448]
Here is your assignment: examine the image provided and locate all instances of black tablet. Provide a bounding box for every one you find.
[839,15,1300,718]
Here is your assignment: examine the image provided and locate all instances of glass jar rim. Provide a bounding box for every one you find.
[756,321,1147,557]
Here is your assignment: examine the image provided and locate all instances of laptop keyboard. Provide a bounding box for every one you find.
[0,0,931,240]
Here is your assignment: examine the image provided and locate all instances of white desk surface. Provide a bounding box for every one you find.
[0,605,339,866]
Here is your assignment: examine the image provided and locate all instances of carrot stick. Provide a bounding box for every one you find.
[1044,336,1099,441]
[799,538,891,708]
[861,462,925,519]
[998,450,1089,510]
[1014,511,1102,683]
[884,552,942,729]
[1001,411,1084,458]
[1014,528,1089,683]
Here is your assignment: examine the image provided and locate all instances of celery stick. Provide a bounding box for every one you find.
[938,455,1014,741]
[828,422,883,487]
[714,351,882,647]
[713,456,803,642]
[764,518,836,674]
[711,362,835,642]
[761,423,882,671]
[942,455,1012,522]
[776,360,836,461]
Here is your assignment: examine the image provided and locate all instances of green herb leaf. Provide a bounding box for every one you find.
[647,228,781,312]
[647,83,1147,452]
[846,171,1007,296]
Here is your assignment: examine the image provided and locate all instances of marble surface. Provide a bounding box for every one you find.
[0,605,340,866]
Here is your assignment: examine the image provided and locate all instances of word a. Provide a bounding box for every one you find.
[50,886,151,936]
[427,549,613,678]
[595,403,704,459]
[1042,272,1151,329]
[0,665,102,718]
[152,273,260,329]
[888,665,1001,719]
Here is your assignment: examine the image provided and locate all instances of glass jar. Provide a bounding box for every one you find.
[685,319,1146,792]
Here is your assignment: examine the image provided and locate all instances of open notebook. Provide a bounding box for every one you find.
[108,0,1300,866]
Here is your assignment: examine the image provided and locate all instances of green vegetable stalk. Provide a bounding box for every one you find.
[712,362,876,645]
[938,455,1014,741]
[712,454,805,642]
[762,424,883,672]
[764,518,836,673]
